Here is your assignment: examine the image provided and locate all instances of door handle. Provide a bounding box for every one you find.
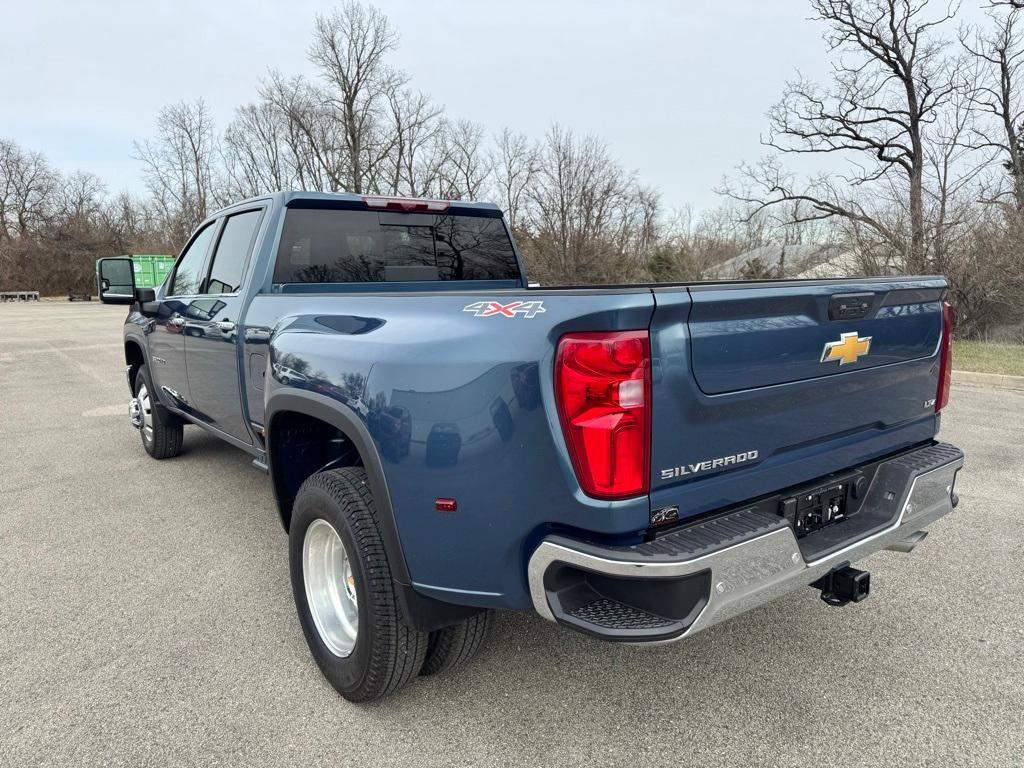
[216,320,236,333]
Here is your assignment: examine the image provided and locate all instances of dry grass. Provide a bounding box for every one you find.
[953,340,1024,377]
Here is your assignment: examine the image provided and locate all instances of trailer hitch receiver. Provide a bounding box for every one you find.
[812,565,870,607]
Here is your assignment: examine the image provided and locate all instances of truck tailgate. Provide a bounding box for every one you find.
[648,279,947,520]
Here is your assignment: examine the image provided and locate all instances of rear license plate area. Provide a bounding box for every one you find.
[779,478,854,537]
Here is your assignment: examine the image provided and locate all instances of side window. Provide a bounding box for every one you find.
[203,210,263,294]
[170,224,217,296]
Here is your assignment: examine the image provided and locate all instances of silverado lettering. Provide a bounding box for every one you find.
[660,450,760,479]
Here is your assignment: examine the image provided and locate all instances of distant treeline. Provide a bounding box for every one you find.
[2,0,1023,339]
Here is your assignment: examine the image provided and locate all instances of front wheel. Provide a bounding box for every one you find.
[133,365,183,459]
[289,468,428,702]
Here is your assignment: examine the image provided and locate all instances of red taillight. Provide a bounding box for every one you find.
[936,301,955,412]
[555,331,651,500]
[362,196,450,212]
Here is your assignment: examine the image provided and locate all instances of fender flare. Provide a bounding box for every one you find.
[124,332,148,378]
[264,388,412,588]
[124,333,176,415]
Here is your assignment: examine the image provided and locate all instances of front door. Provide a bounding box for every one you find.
[182,208,264,444]
[149,222,218,409]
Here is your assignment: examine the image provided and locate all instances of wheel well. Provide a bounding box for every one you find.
[268,410,363,530]
[125,340,145,388]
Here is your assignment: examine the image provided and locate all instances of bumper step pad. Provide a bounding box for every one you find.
[547,506,789,567]
[569,599,676,631]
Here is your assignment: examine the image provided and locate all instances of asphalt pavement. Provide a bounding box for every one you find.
[1,301,1021,767]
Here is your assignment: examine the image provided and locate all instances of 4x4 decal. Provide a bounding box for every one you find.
[463,300,546,319]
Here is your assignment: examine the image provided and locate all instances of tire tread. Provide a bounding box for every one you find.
[295,468,428,701]
[420,610,493,676]
[135,366,183,460]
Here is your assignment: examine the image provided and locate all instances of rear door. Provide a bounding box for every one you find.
[183,208,264,443]
[648,279,946,521]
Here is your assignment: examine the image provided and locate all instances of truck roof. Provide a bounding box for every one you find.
[214,190,503,218]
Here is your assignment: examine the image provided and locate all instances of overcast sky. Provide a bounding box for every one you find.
[0,0,987,211]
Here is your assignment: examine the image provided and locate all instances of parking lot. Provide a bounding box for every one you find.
[1,300,1022,767]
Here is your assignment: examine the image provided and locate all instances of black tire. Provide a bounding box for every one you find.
[134,365,183,460]
[289,468,429,703]
[420,611,493,677]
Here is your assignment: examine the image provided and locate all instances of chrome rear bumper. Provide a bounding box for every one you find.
[527,443,963,643]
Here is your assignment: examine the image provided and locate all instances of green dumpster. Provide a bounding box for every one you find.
[128,254,175,288]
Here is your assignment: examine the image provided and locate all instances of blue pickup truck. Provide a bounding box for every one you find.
[98,192,963,702]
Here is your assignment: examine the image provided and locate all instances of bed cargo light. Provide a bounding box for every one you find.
[362,196,450,212]
[935,301,955,412]
[554,330,651,500]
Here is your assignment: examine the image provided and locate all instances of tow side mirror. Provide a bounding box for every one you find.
[97,257,136,305]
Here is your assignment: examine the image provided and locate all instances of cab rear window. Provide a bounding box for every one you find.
[273,208,520,284]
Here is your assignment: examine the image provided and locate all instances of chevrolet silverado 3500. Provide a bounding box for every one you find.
[97,192,964,702]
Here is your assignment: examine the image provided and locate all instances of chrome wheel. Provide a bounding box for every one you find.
[137,382,154,443]
[128,397,142,428]
[303,519,359,657]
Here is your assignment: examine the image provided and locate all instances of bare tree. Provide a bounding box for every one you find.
[260,71,348,191]
[223,101,293,198]
[494,128,539,231]
[101,192,169,253]
[0,139,155,295]
[924,74,990,267]
[0,139,58,240]
[308,2,405,193]
[56,170,106,228]
[435,119,492,200]
[729,0,961,273]
[522,125,656,284]
[384,87,444,196]
[962,7,1024,210]
[133,99,219,244]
